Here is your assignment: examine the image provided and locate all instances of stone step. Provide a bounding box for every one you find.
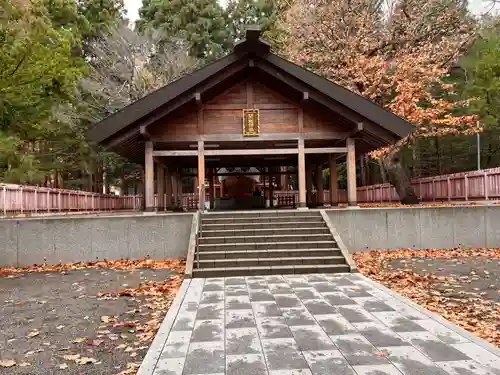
[192,264,350,278]
[197,248,342,260]
[201,227,330,238]
[201,221,327,231]
[204,211,321,219]
[195,256,347,269]
[199,234,333,245]
[197,240,337,252]
[202,215,324,225]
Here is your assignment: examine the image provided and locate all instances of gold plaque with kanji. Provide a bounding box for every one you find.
[242,109,260,136]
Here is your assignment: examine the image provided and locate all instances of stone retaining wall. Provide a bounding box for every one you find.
[0,213,193,266]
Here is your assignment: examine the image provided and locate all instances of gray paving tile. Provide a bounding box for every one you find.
[227,354,268,375]
[269,370,312,375]
[274,295,302,308]
[266,275,285,284]
[337,306,376,323]
[250,289,275,302]
[183,341,225,375]
[328,276,356,286]
[179,301,199,313]
[322,292,357,306]
[196,302,224,320]
[331,334,390,366]
[303,299,337,315]
[256,317,293,338]
[153,357,185,375]
[159,343,189,359]
[226,277,247,286]
[452,343,500,374]
[247,276,267,282]
[171,311,197,331]
[381,346,450,375]
[203,283,224,292]
[206,278,224,284]
[226,309,256,329]
[290,326,336,351]
[371,311,427,333]
[302,350,355,375]
[226,295,252,310]
[294,288,323,300]
[247,281,269,290]
[165,330,192,346]
[200,291,224,304]
[398,331,470,362]
[413,319,469,344]
[261,338,309,371]
[288,281,312,289]
[360,299,396,312]
[316,314,356,335]
[312,282,338,293]
[281,307,316,326]
[437,360,493,375]
[353,322,408,347]
[352,364,403,375]
[226,328,262,355]
[305,275,328,282]
[338,286,374,298]
[252,301,282,318]
[191,319,224,342]
[226,286,249,297]
[269,283,294,294]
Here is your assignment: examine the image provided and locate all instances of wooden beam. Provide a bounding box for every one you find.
[302,91,309,101]
[150,132,348,143]
[195,92,202,106]
[298,108,304,134]
[205,148,298,156]
[304,147,347,154]
[153,150,198,156]
[165,166,172,208]
[346,138,357,206]
[247,81,254,108]
[144,141,154,210]
[316,164,324,206]
[298,137,306,208]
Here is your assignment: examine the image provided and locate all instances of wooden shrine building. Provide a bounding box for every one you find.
[87,27,414,211]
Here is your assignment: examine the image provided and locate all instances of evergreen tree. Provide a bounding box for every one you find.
[226,0,276,41]
[136,0,230,59]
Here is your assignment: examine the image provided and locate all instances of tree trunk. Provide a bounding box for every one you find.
[382,155,419,204]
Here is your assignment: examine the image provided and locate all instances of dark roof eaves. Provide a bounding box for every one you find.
[86,52,244,144]
[263,53,414,138]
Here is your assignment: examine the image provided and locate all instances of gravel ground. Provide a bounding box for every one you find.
[388,255,500,302]
[0,267,175,375]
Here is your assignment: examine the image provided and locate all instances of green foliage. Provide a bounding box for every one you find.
[226,0,276,41]
[136,0,230,59]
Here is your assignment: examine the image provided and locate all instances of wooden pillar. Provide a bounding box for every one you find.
[316,164,324,206]
[270,167,274,208]
[209,168,215,209]
[329,155,338,206]
[347,138,357,206]
[197,140,205,210]
[298,138,307,208]
[177,173,183,209]
[306,166,313,206]
[171,172,178,209]
[145,141,154,211]
[165,166,172,209]
[157,164,165,211]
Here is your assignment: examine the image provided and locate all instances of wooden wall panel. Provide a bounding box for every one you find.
[260,109,298,133]
[253,82,294,105]
[149,106,198,138]
[303,110,335,133]
[203,109,242,134]
[206,81,247,105]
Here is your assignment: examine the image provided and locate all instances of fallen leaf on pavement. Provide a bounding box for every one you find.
[0,360,16,368]
[72,337,86,343]
[19,362,31,367]
[58,363,69,369]
[62,354,80,361]
[87,339,103,347]
[27,330,40,338]
[75,357,97,365]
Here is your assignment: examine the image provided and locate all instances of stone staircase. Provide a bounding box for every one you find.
[191,210,350,278]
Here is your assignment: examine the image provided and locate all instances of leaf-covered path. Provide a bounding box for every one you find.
[0,259,184,374]
[354,248,500,347]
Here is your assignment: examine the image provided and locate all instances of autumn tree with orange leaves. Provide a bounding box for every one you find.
[275,0,481,203]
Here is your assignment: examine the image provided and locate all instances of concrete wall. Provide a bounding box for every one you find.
[0,213,193,266]
[326,206,500,252]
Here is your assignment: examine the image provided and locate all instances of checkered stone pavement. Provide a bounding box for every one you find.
[144,274,500,375]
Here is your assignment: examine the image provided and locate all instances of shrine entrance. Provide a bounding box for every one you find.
[87,27,413,211]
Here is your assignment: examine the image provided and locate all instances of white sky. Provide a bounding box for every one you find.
[124,0,499,24]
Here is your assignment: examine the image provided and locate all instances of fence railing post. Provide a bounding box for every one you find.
[2,186,6,216]
[58,191,62,212]
[20,187,23,214]
[484,171,489,200]
[464,175,469,201]
[34,188,38,213]
[447,177,451,201]
[47,191,50,213]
